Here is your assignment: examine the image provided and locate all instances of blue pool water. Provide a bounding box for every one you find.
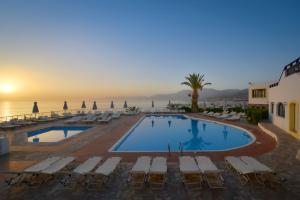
[27,126,92,143]
[112,115,254,152]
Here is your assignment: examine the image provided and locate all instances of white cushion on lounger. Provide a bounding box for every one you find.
[73,156,102,174]
[131,156,151,173]
[95,157,122,176]
[225,156,253,174]
[195,156,220,173]
[179,156,200,173]
[240,156,272,173]
[24,157,61,172]
[42,157,75,174]
[149,157,167,174]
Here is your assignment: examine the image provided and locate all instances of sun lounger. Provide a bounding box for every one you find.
[195,156,224,188]
[60,156,102,188]
[34,116,56,123]
[128,156,151,189]
[0,122,20,130]
[226,114,241,121]
[112,111,121,119]
[82,114,97,123]
[225,156,254,185]
[38,157,76,184]
[240,156,281,186]
[213,113,222,117]
[87,157,122,189]
[179,156,202,191]
[217,113,230,119]
[97,112,112,123]
[4,156,61,186]
[42,156,76,174]
[65,116,82,124]
[148,157,167,190]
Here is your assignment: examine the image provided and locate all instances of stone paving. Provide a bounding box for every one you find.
[0,115,299,199]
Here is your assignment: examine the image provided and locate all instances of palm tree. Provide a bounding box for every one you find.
[181,73,211,112]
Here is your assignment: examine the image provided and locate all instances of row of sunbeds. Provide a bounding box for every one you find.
[2,155,281,190]
[64,111,122,124]
[200,111,242,121]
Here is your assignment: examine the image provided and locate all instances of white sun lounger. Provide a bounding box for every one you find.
[112,112,121,119]
[25,157,62,173]
[42,157,76,174]
[148,157,167,190]
[65,116,82,124]
[240,156,272,173]
[73,157,102,175]
[60,156,102,188]
[225,156,254,185]
[179,156,202,191]
[226,114,241,121]
[82,114,97,123]
[86,157,122,188]
[195,156,224,188]
[4,156,62,186]
[240,156,281,186]
[95,157,121,176]
[128,156,152,189]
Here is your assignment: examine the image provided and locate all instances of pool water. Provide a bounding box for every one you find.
[27,126,92,143]
[112,115,254,152]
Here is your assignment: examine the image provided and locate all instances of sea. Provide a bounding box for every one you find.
[0,99,185,118]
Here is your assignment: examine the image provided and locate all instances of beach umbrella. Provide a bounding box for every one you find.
[92,101,97,110]
[110,101,114,109]
[81,101,86,109]
[123,100,128,109]
[63,101,68,111]
[32,101,39,117]
[152,100,154,108]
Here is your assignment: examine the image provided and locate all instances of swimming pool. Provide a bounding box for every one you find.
[111,115,255,152]
[27,126,92,143]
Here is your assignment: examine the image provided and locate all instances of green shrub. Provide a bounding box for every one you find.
[246,107,268,124]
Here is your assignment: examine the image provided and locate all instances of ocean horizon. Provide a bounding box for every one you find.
[0,100,186,118]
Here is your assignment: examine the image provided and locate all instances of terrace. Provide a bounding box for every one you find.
[0,112,299,199]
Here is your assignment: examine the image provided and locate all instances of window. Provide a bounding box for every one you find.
[277,102,285,118]
[270,102,274,114]
[252,89,266,98]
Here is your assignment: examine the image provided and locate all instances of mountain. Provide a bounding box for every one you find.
[148,88,248,101]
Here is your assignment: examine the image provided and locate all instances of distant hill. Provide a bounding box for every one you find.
[148,88,248,101]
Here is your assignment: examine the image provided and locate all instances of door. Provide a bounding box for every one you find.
[289,103,296,133]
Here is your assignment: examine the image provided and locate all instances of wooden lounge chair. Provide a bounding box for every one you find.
[128,156,151,189]
[225,156,254,185]
[148,157,167,190]
[87,157,122,189]
[179,156,202,192]
[4,156,61,186]
[65,116,82,124]
[39,157,76,184]
[195,156,224,189]
[82,114,97,124]
[240,156,281,186]
[60,156,102,188]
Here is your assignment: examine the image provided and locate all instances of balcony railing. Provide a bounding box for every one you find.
[285,57,300,77]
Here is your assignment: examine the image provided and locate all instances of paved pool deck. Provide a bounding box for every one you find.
[0,113,299,199]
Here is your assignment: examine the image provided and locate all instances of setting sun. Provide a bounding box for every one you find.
[1,83,13,93]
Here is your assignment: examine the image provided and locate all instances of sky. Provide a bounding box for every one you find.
[0,0,300,100]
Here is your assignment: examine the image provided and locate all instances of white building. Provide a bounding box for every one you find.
[248,57,300,139]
